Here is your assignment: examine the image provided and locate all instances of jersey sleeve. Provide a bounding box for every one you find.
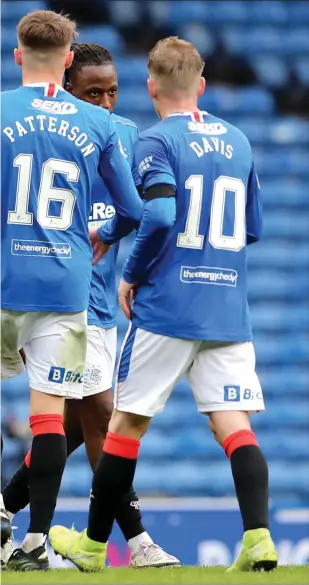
[134,133,177,191]
[97,116,143,244]
[246,163,262,245]
[130,126,142,188]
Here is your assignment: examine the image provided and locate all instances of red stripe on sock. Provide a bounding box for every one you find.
[47,82,56,97]
[223,429,258,459]
[29,414,65,437]
[25,450,31,468]
[103,431,140,459]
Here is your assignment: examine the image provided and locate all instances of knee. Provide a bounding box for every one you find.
[83,393,113,439]
[208,411,251,446]
[109,410,150,440]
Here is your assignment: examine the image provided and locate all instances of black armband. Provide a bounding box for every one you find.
[144,183,176,201]
[136,184,144,199]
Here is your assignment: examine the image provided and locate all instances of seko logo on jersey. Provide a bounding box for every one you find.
[31,99,78,114]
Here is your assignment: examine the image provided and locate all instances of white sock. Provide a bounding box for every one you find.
[0,493,4,509]
[128,531,154,557]
[22,533,46,553]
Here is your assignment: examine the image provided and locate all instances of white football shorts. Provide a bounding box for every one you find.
[83,325,117,396]
[115,325,264,417]
[1,309,87,399]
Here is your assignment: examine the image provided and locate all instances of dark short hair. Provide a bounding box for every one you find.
[65,42,114,84]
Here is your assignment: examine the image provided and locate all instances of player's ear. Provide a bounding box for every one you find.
[14,48,22,67]
[198,76,206,98]
[65,50,74,70]
[147,77,158,100]
[65,82,73,94]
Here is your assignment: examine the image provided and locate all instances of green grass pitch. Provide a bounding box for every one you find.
[2,566,309,585]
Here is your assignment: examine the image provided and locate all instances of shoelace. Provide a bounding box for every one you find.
[140,544,166,562]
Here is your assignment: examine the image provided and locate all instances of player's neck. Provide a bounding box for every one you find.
[22,70,64,87]
[158,98,199,120]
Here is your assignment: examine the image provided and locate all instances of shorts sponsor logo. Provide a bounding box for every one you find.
[180,266,238,287]
[11,239,71,258]
[243,389,263,401]
[224,386,240,401]
[224,387,263,402]
[48,367,83,384]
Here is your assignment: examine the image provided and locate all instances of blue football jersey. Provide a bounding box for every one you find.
[1,83,142,313]
[132,111,262,341]
[88,114,139,328]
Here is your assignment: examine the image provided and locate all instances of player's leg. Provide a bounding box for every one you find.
[1,435,12,550]
[2,397,84,546]
[49,328,191,571]
[7,311,87,571]
[78,325,176,567]
[1,310,26,552]
[189,341,277,572]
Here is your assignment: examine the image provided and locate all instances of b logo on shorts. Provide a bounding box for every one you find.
[224,385,240,401]
[48,366,65,384]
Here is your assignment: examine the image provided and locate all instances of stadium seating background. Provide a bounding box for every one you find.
[1,0,309,507]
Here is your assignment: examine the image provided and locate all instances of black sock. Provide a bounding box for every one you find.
[87,432,139,543]
[230,445,269,532]
[28,433,66,533]
[3,462,29,514]
[2,430,81,517]
[115,486,145,541]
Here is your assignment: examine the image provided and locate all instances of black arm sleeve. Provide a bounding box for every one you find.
[144,183,176,202]
[136,184,144,199]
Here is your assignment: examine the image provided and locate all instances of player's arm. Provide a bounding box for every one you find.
[97,116,143,245]
[121,134,177,286]
[246,162,262,245]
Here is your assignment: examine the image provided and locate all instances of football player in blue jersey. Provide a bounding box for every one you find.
[2,42,178,569]
[1,11,143,571]
[49,37,278,572]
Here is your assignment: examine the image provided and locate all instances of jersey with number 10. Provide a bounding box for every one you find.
[133,111,262,342]
[1,83,139,313]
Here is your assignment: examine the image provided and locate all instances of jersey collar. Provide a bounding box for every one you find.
[167,111,208,122]
[24,82,65,98]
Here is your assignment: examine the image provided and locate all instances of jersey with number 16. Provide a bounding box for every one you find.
[1,83,139,313]
[133,111,262,342]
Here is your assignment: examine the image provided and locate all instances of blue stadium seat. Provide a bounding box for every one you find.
[251,305,309,332]
[262,212,309,239]
[115,57,148,85]
[295,57,309,85]
[258,366,309,397]
[250,56,288,88]
[77,26,125,55]
[252,401,309,427]
[286,1,309,23]
[254,148,308,175]
[1,1,46,23]
[200,86,274,114]
[260,181,309,207]
[248,272,309,300]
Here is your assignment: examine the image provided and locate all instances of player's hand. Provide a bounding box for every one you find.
[89,226,111,265]
[118,279,137,320]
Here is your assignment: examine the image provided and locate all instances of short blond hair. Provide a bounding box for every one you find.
[148,37,204,93]
[17,10,76,52]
